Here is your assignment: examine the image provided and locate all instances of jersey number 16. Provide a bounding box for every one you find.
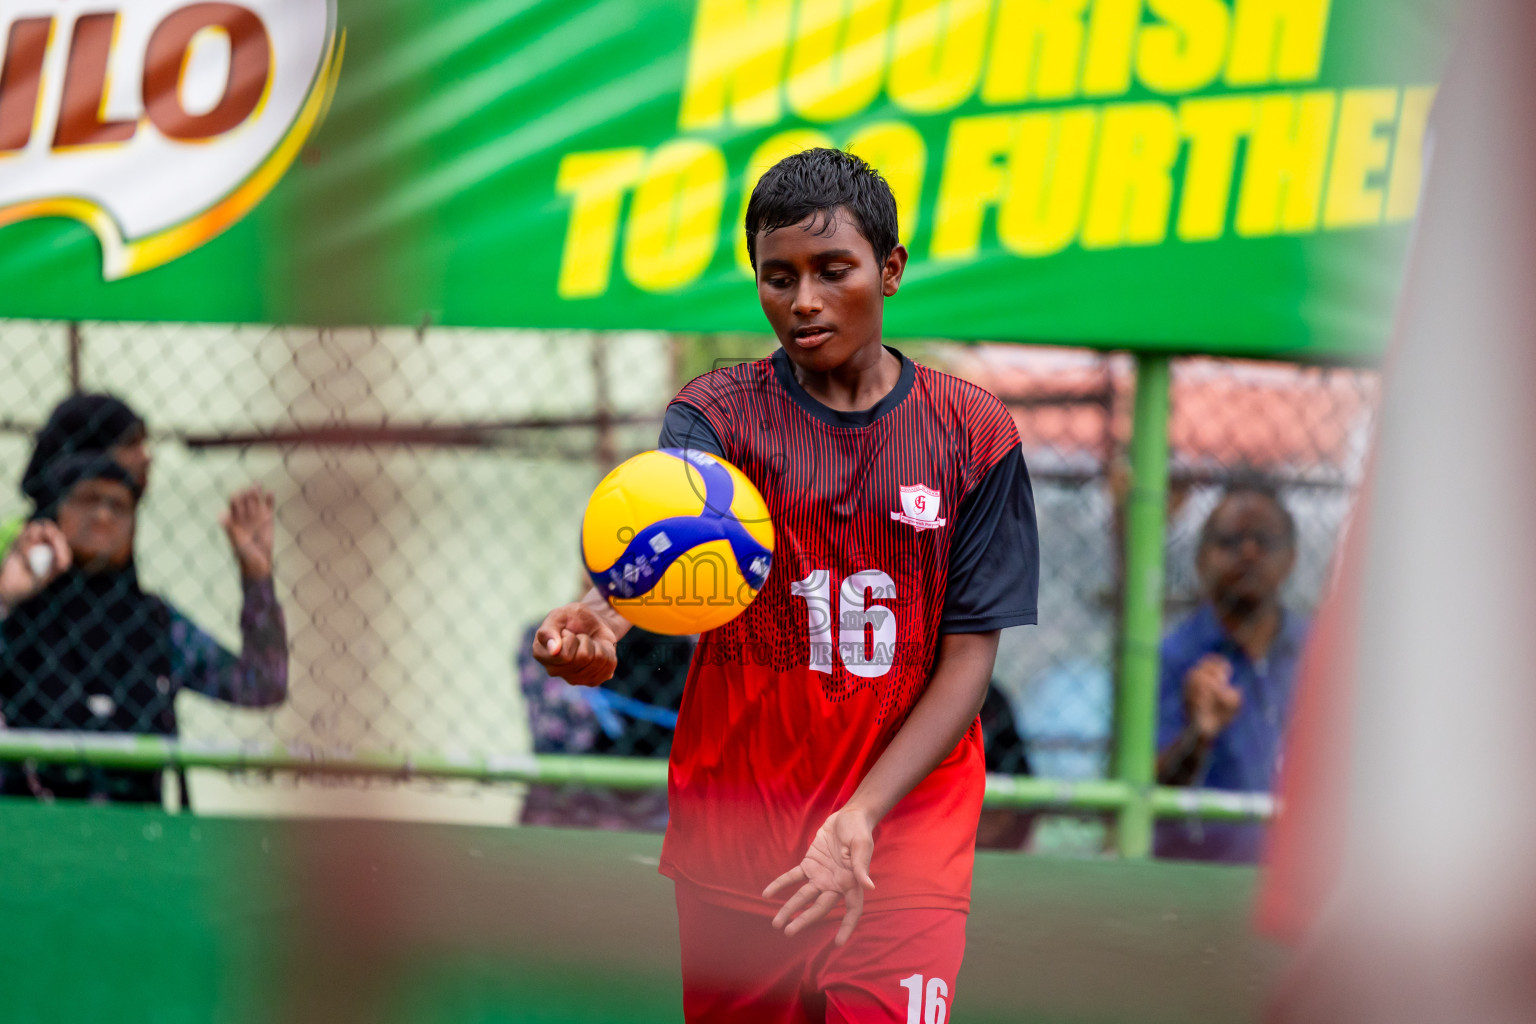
[790,569,897,679]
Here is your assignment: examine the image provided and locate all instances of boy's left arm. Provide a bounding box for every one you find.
[764,629,1000,946]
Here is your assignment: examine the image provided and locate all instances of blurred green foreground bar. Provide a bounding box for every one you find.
[0,800,1282,1024]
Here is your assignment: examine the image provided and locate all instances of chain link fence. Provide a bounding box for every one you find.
[0,322,681,820]
[939,345,1379,853]
[0,322,1378,833]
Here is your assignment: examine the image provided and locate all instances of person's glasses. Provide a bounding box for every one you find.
[62,491,136,520]
[1207,529,1289,553]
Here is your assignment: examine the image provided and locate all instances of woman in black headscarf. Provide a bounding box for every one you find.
[0,393,151,558]
[0,453,287,804]
[21,394,151,497]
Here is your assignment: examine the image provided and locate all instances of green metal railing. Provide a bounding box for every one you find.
[0,729,1273,822]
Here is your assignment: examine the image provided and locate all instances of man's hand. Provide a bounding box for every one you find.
[221,486,276,580]
[1184,654,1242,740]
[0,520,70,608]
[532,602,620,687]
[763,807,876,947]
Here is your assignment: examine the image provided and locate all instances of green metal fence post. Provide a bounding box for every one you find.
[1115,353,1172,858]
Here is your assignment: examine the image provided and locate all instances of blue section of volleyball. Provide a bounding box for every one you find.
[589,449,772,602]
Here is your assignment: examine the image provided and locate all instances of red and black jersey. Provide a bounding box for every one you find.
[655,347,1037,915]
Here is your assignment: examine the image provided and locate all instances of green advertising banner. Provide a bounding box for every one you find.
[0,0,1446,359]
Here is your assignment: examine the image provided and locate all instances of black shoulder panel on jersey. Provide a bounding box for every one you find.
[658,402,727,459]
[941,443,1039,634]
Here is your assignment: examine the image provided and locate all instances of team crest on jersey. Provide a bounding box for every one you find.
[891,484,946,531]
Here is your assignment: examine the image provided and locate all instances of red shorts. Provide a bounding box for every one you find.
[674,883,967,1024]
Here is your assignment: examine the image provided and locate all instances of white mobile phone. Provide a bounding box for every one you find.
[25,544,53,579]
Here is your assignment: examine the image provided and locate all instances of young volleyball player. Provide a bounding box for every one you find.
[533,148,1038,1023]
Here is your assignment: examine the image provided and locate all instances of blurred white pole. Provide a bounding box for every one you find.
[1271,1,1536,1021]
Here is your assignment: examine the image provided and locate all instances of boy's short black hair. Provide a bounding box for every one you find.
[744,148,899,271]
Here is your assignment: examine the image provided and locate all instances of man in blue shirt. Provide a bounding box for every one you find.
[1155,483,1307,863]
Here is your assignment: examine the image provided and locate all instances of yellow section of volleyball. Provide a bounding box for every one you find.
[582,449,774,635]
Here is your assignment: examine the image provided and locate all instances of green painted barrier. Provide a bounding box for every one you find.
[0,800,1282,1024]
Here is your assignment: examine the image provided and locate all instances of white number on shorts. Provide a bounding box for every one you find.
[899,973,949,1024]
[791,569,897,678]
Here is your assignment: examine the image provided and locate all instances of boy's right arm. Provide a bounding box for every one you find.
[535,401,716,687]
[531,588,632,687]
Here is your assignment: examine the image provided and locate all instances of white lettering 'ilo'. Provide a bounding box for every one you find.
[0,0,339,279]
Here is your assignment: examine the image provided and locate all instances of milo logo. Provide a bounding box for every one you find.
[0,1,341,279]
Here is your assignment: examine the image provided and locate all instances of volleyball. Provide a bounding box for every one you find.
[581,448,774,635]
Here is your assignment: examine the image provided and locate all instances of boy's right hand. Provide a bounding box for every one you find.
[532,602,620,686]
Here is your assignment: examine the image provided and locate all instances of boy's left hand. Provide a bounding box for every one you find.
[764,806,876,947]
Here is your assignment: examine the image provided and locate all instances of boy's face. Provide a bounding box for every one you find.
[754,209,907,374]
